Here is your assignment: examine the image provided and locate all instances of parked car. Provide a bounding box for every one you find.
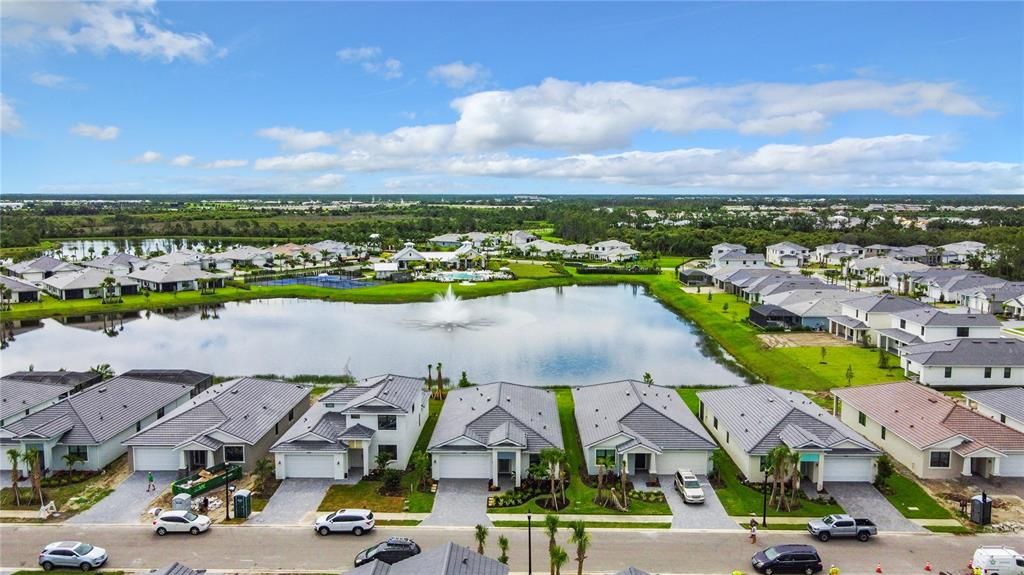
[38,541,108,572]
[751,544,823,575]
[314,508,375,536]
[972,546,1024,575]
[153,510,212,536]
[673,469,705,504]
[806,514,877,542]
[354,537,421,567]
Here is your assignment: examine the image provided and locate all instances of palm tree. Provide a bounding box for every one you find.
[642,372,654,387]
[100,276,117,304]
[550,545,568,575]
[594,455,610,505]
[539,448,566,507]
[252,458,275,495]
[61,453,83,485]
[20,450,41,505]
[474,524,488,555]
[6,449,21,506]
[619,456,630,509]
[407,451,429,495]
[544,514,560,575]
[90,364,114,380]
[788,450,802,510]
[435,362,444,399]
[497,534,509,565]
[568,520,590,575]
[0,286,12,311]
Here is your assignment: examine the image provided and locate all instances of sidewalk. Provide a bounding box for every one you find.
[727,515,964,528]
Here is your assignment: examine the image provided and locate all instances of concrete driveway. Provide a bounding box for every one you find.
[659,475,738,530]
[422,479,491,527]
[68,471,176,524]
[824,482,924,532]
[248,479,333,525]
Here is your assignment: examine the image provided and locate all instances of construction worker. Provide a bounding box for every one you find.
[829,565,840,575]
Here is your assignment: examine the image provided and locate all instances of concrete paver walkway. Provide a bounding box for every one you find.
[248,478,333,525]
[422,479,491,527]
[659,474,738,530]
[68,471,175,524]
[824,481,925,533]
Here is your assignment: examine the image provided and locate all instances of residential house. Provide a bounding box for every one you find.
[848,257,929,285]
[711,243,746,262]
[748,304,801,329]
[310,240,360,259]
[677,268,711,286]
[761,289,860,330]
[428,382,561,487]
[814,243,862,264]
[887,268,967,296]
[0,275,41,303]
[862,244,896,258]
[391,242,482,270]
[271,374,428,480]
[964,388,1024,433]
[889,245,941,265]
[1006,295,1024,320]
[3,256,81,283]
[766,242,809,268]
[697,385,880,489]
[833,382,1024,479]
[40,268,139,300]
[373,262,400,280]
[4,370,102,393]
[899,338,1024,389]
[575,380,716,476]
[0,372,209,474]
[129,264,226,293]
[921,273,1005,304]
[961,283,1024,315]
[0,378,77,428]
[81,252,149,276]
[124,377,310,474]
[344,542,508,575]
[827,294,929,345]
[268,243,323,263]
[710,268,777,294]
[215,246,272,268]
[150,249,229,271]
[590,240,640,262]
[503,230,538,246]
[121,369,214,398]
[709,250,766,270]
[878,308,1003,354]
[516,239,589,259]
[741,276,831,305]
[429,232,495,248]
[940,241,987,265]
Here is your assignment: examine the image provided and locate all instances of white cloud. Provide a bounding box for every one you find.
[170,154,195,167]
[428,61,490,88]
[337,46,402,79]
[1,1,217,62]
[30,72,75,88]
[254,152,346,171]
[70,122,119,140]
[131,150,161,163]
[307,173,345,190]
[257,126,337,151]
[201,159,248,169]
[650,76,697,88]
[1,94,22,133]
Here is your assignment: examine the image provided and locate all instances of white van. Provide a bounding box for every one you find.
[973,547,1024,575]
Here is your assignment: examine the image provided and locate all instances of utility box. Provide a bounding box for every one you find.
[970,494,992,525]
[171,493,192,511]
[233,489,252,519]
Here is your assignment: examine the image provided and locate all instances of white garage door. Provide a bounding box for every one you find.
[437,453,491,478]
[133,447,179,471]
[823,456,874,482]
[283,454,334,478]
[1000,454,1024,477]
[657,451,710,475]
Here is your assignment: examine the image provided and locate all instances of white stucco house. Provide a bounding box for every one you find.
[877,308,1003,354]
[766,242,809,268]
[899,338,1024,389]
[271,375,428,480]
[390,241,482,270]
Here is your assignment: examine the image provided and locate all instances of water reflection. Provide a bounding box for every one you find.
[1,285,749,388]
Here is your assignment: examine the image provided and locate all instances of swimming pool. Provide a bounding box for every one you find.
[249,275,376,289]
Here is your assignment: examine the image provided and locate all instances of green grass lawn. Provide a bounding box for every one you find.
[880,471,952,520]
[656,256,692,269]
[501,262,568,279]
[490,389,671,516]
[712,452,844,518]
[0,456,124,517]
[318,477,434,513]
[676,388,701,414]
[492,520,670,529]
[776,346,906,389]
[925,525,973,534]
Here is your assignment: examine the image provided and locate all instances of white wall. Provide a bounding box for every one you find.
[838,401,961,479]
[906,361,1024,388]
[972,403,1024,433]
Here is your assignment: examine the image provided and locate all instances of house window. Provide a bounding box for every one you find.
[224,445,245,463]
[713,417,718,429]
[275,423,279,435]
[920,326,925,336]
[1004,368,1012,378]
[726,432,730,444]
[858,412,866,426]
[288,408,294,421]
[157,407,165,419]
[378,415,397,430]
[350,414,360,419]
[325,403,335,409]
[1001,414,1007,424]
[881,427,887,440]
[698,401,704,420]
[944,367,952,378]
[900,319,906,329]
[378,444,398,461]
[68,445,89,462]
[956,327,970,337]
[759,456,768,472]
[595,449,615,465]
[136,421,142,432]
[984,367,992,379]
[929,451,951,469]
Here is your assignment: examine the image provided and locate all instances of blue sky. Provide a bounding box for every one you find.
[1,1,1021,195]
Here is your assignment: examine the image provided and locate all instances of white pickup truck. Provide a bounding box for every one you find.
[806,514,877,542]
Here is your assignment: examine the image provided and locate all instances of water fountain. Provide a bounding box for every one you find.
[428,285,473,331]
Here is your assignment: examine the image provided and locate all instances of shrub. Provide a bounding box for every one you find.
[225,279,250,290]
[379,469,403,495]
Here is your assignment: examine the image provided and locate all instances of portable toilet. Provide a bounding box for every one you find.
[172,493,192,511]
[233,489,252,519]
[970,493,993,525]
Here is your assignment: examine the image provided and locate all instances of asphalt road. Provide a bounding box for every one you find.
[1,524,1018,574]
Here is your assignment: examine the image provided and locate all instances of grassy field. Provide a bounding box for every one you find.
[881,471,953,520]
[925,524,973,534]
[490,389,671,516]
[712,452,844,518]
[776,346,906,388]
[497,262,568,280]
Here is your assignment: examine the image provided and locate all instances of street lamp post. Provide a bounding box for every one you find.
[761,475,768,527]
[225,473,236,521]
[527,511,532,575]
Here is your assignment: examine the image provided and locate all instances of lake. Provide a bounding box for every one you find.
[51,238,232,258]
[0,285,750,388]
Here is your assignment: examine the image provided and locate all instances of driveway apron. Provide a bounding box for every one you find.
[824,481,924,532]
[248,478,333,525]
[659,474,738,530]
[68,471,176,524]
[422,479,491,527]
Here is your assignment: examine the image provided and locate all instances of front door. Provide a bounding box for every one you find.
[970,457,986,476]
[633,453,649,473]
[186,450,207,472]
[497,457,512,474]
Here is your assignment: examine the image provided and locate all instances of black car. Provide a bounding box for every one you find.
[353,537,421,567]
[751,544,823,575]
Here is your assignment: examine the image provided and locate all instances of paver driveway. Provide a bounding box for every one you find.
[249,478,334,525]
[68,471,176,524]
[824,482,924,532]
[422,479,491,527]
[659,475,738,530]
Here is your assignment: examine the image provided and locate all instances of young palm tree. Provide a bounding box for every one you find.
[408,452,429,494]
[568,520,590,575]
[539,448,565,507]
[474,524,488,555]
[252,458,275,495]
[435,362,444,398]
[60,453,83,485]
[544,514,560,575]
[594,456,609,505]
[90,364,114,380]
[497,534,509,565]
[20,450,40,505]
[6,449,21,506]
[619,456,630,509]
[550,545,568,575]
[788,450,802,509]
[0,286,12,311]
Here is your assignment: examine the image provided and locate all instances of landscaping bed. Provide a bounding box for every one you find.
[318,478,434,513]
[711,452,843,518]
[0,455,128,519]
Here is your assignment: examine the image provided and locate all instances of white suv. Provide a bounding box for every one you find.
[674,469,705,504]
[153,510,212,536]
[314,508,375,536]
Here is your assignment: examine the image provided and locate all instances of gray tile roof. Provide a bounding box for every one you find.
[7,256,81,274]
[828,315,868,329]
[3,376,195,445]
[82,252,147,272]
[965,387,1024,425]
[124,378,309,447]
[767,241,808,251]
[120,369,212,388]
[147,562,205,575]
[0,378,73,421]
[892,308,1001,327]
[129,264,222,284]
[271,403,349,453]
[429,383,562,452]
[321,374,425,414]
[697,385,878,456]
[902,338,1024,367]
[574,380,716,452]
[344,542,508,575]
[844,294,929,314]
[615,569,651,575]
[42,268,139,291]
[339,423,376,440]
[877,328,923,345]
[0,275,40,293]
[3,371,100,388]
